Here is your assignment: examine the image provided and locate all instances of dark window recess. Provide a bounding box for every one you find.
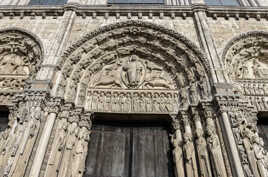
[204,0,240,6]
[84,117,175,177]
[0,108,9,132]
[257,116,268,151]
[29,0,68,5]
[108,0,164,4]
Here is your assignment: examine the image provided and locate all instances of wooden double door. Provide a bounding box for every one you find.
[84,117,175,177]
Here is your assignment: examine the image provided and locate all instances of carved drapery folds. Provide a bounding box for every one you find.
[228,106,268,177]
[223,32,268,176]
[0,29,43,105]
[55,21,211,114]
[223,32,268,111]
[170,106,229,177]
[44,106,92,177]
[0,91,46,177]
[224,32,268,81]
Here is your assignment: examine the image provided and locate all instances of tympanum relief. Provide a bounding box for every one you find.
[90,55,175,89]
[87,55,178,113]
[225,37,268,80]
[224,33,268,111]
[0,30,42,91]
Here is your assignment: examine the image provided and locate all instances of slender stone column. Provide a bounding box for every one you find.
[211,98,245,177]
[29,98,61,177]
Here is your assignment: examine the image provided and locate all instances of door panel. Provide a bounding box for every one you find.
[84,120,174,177]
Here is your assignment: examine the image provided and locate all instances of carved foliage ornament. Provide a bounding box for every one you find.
[223,32,268,81]
[0,29,42,91]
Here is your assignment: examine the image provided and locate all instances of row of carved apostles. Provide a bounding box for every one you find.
[86,90,179,113]
[235,82,268,96]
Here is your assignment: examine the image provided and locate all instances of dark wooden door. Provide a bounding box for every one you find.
[84,120,174,177]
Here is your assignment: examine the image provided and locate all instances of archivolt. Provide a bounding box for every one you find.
[222,31,268,81]
[0,28,43,90]
[55,20,212,107]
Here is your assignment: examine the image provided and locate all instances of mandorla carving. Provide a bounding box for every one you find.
[90,55,174,89]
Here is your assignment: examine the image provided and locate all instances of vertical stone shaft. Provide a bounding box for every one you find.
[29,112,56,177]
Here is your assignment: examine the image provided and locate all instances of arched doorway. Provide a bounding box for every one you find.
[46,20,219,177]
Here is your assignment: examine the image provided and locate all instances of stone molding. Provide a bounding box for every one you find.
[0,5,267,20]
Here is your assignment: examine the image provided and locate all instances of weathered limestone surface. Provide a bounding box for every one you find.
[0,2,267,177]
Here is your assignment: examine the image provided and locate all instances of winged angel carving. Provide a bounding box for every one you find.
[90,55,175,90]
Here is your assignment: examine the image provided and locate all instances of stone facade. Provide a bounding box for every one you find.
[0,0,267,177]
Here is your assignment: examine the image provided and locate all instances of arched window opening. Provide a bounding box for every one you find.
[257,112,268,151]
[84,113,175,177]
[0,106,9,132]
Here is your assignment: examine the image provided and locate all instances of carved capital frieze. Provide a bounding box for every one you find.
[45,97,62,114]
[79,112,92,129]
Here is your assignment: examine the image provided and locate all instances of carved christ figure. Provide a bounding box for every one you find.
[122,55,143,88]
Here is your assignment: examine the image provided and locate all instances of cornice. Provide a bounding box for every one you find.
[0,4,267,19]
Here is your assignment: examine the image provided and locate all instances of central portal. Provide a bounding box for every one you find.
[84,114,175,177]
